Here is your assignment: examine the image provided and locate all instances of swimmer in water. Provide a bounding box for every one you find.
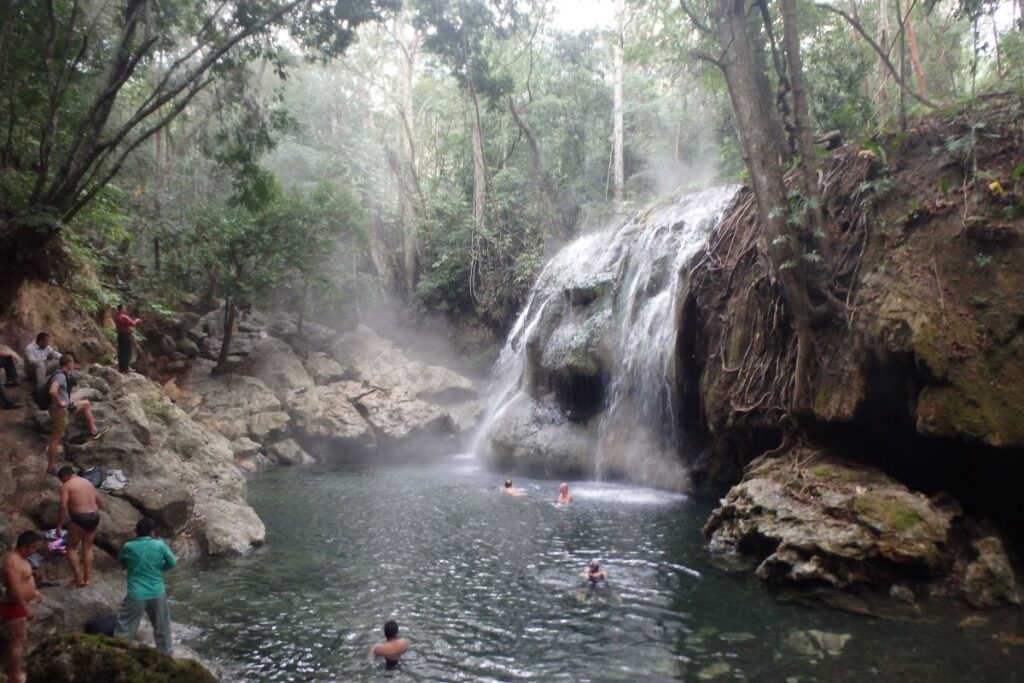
[555,482,573,505]
[501,479,525,496]
[371,619,408,671]
[580,559,608,585]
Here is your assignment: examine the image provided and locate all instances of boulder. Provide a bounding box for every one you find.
[27,633,218,683]
[159,334,178,355]
[285,385,375,456]
[963,536,1023,608]
[229,437,263,459]
[114,479,193,536]
[186,368,290,442]
[192,497,265,555]
[232,335,314,398]
[303,352,350,385]
[486,393,593,477]
[355,387,453,444]
[174,338,200,359]
[94,495,144,556]
[268,439,316,466]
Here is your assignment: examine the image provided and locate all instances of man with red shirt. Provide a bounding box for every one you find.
[114,304,142,373]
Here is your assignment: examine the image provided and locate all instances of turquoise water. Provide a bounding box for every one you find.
[169,456,1024,681]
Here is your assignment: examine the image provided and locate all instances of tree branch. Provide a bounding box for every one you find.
[680,0,713,35]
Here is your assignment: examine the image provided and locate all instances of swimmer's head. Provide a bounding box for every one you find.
[559,482,569,493]
[384,620,399,639]
[589,559,600,572]
[504,480,512,488]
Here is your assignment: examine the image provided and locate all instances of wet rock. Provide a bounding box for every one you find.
[487,393,593,477]
[889,583,916,604]
[26,632,217,683]
[303,352,350,385]
[784,629,851,658]
[697,662,731,680]
[963,536,1023,607]
[229,437,263,459]
[268,439,316,466]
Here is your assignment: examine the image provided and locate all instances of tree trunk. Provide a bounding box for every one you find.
[903,3,927,96]
[214,299,237,374]
[712,0,818,415]
[780,0,825,242]
[611,0,626,209]
[368,209,399,293]
[297,278,307,338]
[876,0,892,108]
[507,96,569,245]
[396,10,421,299]
[470,89,488,231]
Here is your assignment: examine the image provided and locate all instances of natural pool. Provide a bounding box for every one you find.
[169,455,1024,681]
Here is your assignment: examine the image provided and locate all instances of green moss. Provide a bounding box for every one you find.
[854,493,924,533]
[27,633,217,682]
[142,396,176,426]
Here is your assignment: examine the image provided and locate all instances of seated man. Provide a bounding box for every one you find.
[24,332,59,388]
[46,354,104,473]
[370,620,409,671]
[0,347,19,386]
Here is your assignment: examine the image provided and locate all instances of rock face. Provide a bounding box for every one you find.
[703,450,1023,606]
[58,365,265,555]
[27,633,217,683]
[231,334,314,398]
[284,384,375,456]
[184,363,290,443]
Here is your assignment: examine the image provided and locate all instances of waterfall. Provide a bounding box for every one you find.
[476,186,738,490]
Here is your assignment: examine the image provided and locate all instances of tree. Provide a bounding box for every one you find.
[0,0,396,291]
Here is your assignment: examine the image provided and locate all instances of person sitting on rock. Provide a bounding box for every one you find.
[1,530,44,683]
[370,619,409,671]
[114,304,142,373]
[46,354,105,473]
[114,518,178,654]
[556,482,573,505]
[56,466,102,587]
[0,382,16,410]
[501,479,525,496]
[24,332,59,388]
[0,346,20,387]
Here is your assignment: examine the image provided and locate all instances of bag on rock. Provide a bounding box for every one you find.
[101,469,128,492]
[81,466,104,488]
[84,614,118,637]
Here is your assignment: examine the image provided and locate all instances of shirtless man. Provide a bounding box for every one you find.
[580,559,608,586]
[501,479,525,496]
[2,531,44,683]
[556,482,573,505]
[56,466,102,587]
[370,620,409,671]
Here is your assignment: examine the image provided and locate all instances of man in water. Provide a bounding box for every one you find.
[581,559,608,586]
[501,479,525,496]
[556,482,573,504]
[56,466,102,587]
[371,619,409,671]
[2,531,44,683]
[114,518,177,654]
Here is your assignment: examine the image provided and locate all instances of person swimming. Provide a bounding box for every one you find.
[500,479,525,496]
[581,559,608,586]
[371,619,408,671]
[555,482,573,505]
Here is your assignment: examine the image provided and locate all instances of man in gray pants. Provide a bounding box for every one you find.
[113,518,177,654]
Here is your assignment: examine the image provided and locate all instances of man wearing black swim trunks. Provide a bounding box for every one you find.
[56,467,103,587]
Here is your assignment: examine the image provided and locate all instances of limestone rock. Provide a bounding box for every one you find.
[174,338,200,359]
[27,633,217,683]
[192,497,265,555]
[285,385,374,456]
[268,439,316,466]
[303,352,350,385]
[232,335,314,398]
[486,393,592,478]
[229,437,263,459]
[114,479,193,536]
[94,495,144,556]
[186,367,290,442]
[963,536,1023,608]
[355,387,454,444]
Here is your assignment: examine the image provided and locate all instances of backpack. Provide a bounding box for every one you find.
[32,371,75,411]
[84,614,118,637]
[81,466,105,488]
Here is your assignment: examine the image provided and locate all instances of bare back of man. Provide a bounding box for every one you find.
[2,533,43,683]
[57,471,102,587]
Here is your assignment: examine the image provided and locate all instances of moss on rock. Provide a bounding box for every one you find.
[26,633,217,683]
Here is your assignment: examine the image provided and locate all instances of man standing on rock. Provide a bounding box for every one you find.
[25,332,60,388]
[114,518,177,654]
[2,530,44,683]
[46,354,104,473]
[114,304,142,373]
[56,466,102,587]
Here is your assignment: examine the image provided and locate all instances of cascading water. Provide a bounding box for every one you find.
[476,186,738,490]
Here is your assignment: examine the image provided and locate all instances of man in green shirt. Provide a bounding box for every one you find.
[113,518,177,654]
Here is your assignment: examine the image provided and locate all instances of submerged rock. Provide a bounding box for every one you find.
[26,633,217,683]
